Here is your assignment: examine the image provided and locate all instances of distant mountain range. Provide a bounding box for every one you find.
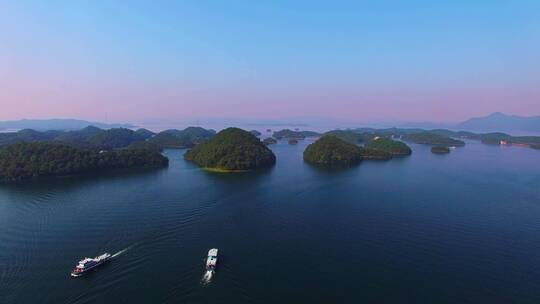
[397,112,540,134]
[455,112,540,133]
[0,119,134,131]
[1,113,538,134]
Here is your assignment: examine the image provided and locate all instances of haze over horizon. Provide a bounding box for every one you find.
[1,1,539,123]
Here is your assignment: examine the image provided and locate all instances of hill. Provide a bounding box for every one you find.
[364,138,412,156]
[184,128,276,171]
[149,127,215,149]
[273,129,321,140]
[135,128,155,140]
[457,112,540,133]
[403,132,465,147]
[324,130,363,144]
[303,135,362,167]
[263,137,277,145]
[0,119,133,131]
[0,142,168,182]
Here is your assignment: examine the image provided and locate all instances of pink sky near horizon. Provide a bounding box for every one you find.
[1,1,539,124]
[2,68,539,124]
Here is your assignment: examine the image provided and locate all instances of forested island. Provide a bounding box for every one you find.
[263,137,277,145]
[0,142,168,182]
[148,127,215,149]
[364,138,412,156]
[303,135,363,167]
[323,130,364,144]
[1,122,538,182]
[0,125,218,182]
[402,132,465,147]
[0,126,216,151]
[184,128,276,171]
[250,130,262,137]
[431,146,451,154]
[359,147,392,160]
[273,129,321,140]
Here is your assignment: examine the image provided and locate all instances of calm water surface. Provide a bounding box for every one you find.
[1,140,540,303]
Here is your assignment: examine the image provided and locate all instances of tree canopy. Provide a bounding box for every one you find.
[149,127,215,149]
[303,135,363,167]
[403,132,465,147]
[0,142,168,182]
[184,128,276,171]
[364,138,412,156]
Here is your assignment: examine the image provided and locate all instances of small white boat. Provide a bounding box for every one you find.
[203,248,218,281]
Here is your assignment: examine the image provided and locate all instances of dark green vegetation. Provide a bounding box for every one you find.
[83,128,147,150]
[432,146,451,154]
[149,127,215,149]
[402,132,465,147]
[478,132,512,144]
[0,142,168,182]
[288,139,299,145]
[0,126,147,150]
[359,147,392,160]
[184,128,276,171]
[0,126,216,152]
[364,138,412,156]
[323,130,363,144]
[303,135,363,167]
[250,130,262,137]
[126,141,163,153]
[0,129,62,146]
[135,128,155,140]
[263,137,277,145]
[273,129,321,140]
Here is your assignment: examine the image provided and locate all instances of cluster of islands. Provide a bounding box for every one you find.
[0,125,539,182]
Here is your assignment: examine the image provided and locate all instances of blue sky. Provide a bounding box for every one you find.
[1,1,539,123]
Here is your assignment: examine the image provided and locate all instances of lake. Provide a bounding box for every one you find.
[1,139,540,303]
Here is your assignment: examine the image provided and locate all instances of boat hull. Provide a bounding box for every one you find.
[71,257,111,277]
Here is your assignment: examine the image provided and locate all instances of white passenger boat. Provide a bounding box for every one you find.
[203,248,218,281]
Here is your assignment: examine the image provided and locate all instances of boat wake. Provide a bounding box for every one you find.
[201,271,213,284]
[112,245,134,258]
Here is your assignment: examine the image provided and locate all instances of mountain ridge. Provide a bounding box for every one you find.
[0,119,134,131]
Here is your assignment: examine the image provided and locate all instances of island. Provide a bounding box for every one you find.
[273,129,321,140]
[249,130,262,137]
[431,146,451,154]
[184,127,276,171]
[149,127,215,149]
[288,139,298,145]
[359,147,393,160]
[135,128,156,140]
[303,135,363,167]
[402,132,465,147]
[323,130,363,144]
[364,138,412,156]
[263,137,277,145]
[0,142,169,182]
[0,126,217,152]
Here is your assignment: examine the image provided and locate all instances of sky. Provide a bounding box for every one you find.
[1,1,539,125]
